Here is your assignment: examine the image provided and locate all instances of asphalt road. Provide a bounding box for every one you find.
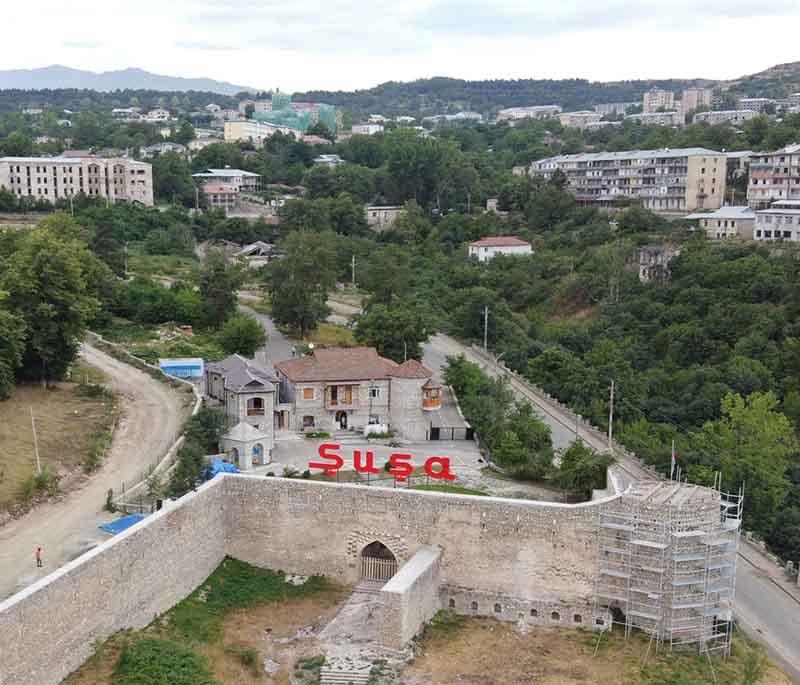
[0,343,186,601]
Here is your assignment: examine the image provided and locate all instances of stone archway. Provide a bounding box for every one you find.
[360,541,397,581]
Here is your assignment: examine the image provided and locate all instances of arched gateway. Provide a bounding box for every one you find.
[360,541,398,581]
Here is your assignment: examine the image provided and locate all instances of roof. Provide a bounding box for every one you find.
[469,236,532,248]
[100,514,147,536]
[206,354,277,392]
[685,206,755,220]
[222,422,269,442]
[193,168,260,177]
[276,347,433,383]
[391,359,433,379]
[533,147,725,166]
[236,241,274,256]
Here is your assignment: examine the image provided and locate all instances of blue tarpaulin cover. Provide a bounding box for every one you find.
[210,458,239,477]
[100,513,147,535]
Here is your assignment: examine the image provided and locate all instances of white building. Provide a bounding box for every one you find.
[224,119,297,145]
[144,108,171,123]
[139,142,186,158]
[192,167,261,193]
[594,102,636,117]
[111,107,141,121]
[626,111,683,127]
[313,154,345,167]
[496,105,562,122]
[366,205,404,232]
[694,110,757,125]
[754,200,800,242]
[737,98,775,114]
[559,111,603,129]
[352,123,384,136]
[0,155,153,206]
[685,206,755,240]
[395,115,416,124]
[468,236,533,262]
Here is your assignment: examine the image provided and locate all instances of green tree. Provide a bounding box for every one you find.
[0,294,26,398]
[692,392,798,535]
[198,250,242,329]
[267,231,337,336]
[555,441,613,499]
[172,120,196,145]
[354,299,434,362]
[217,313,267,357]
[1,226,101,383]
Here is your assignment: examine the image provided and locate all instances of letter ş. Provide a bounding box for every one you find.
[308,442,344,476]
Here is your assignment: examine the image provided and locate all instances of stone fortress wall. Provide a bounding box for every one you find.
[0,474,728,685]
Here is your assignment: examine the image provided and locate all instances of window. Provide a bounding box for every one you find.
[573,614,583,624]
[369,387,380,399]
[302,415,315,429]
[595,618,605,626]
[530,609,538,617]
[494,603,501,613]
[369,414,380,425]
[302,388,315,400]
[247,397,265,416]
[448,598,455,609]
[470,601,478,611]
[551,611,560,621]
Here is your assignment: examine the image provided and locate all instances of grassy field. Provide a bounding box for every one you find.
[67,557,347,685]
[409,613,790,685]
[0,361,117,509]
[127,243,199,279]
[289,322,356,347]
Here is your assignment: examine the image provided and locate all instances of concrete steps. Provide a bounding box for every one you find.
[354,580,384,596]
[320,657,373,685]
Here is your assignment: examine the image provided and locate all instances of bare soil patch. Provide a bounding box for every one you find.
[405,618,791,685]
[0,361,115,510]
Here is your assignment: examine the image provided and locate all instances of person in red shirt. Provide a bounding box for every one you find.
[35,547,42,568]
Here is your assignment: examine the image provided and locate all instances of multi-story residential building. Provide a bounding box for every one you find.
[642,88,675,113]
[192,167,261,193]
[366,205,404,232]
[585,121,623,132]
[685,206,755,240]
[747,143,800,208]
[111,107,141,121]
[496,105,562,122]
[737,98,775,113]
[201,183,239,214]
[352,123,384,136]
[224,119,298,144]
[422,112,483,125]
[468,236,533,261]
[139,142,187,158]
[694,109,757,125]
[681,88,713,112]
[558,111,602,129]
[254,100,273,114]
[274,347,440,440]
[205,354,278,469]
[313,154,345,167]
[725,150,751,184]
[144,108,171,122]
[753,200,800,242]
[626,111,683,127]
[0,155,153,205]
[529,147,727,213]
[594,102,636,117]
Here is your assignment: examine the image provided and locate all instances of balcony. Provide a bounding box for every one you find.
[325,384,359,410]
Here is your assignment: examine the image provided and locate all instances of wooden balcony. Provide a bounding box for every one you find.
[325,384,359,410]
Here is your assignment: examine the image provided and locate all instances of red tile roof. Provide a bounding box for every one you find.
[390,359,433,379]
[277,347,426,382]
[469,236,531,248]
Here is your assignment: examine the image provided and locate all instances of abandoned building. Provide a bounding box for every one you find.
[274,347,441,439]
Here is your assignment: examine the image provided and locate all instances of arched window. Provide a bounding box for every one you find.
[470,601,478,611]
[493,603,501,613]
[448,599,455,609]
[551,611,560,621]
[247,397,265,416]
[530,609,538,617]
[252,443,264,463]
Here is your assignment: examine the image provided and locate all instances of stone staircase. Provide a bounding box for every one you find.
[319,656,373,685]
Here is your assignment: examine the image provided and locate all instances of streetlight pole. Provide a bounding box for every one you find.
[607,379,615,450]
[483,305,489,353]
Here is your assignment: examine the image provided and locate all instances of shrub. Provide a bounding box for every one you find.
[113,638,215,685]
[302,469,311,479]
[224,644,260,675]
[303,430,331,439]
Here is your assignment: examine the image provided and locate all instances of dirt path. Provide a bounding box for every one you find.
[0,342,187,601]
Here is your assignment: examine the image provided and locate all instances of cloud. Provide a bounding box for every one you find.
[62,40,103,49]
[175,40,234,51]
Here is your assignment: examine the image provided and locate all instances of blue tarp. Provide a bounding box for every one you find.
[210,458,239,478]
[100,513,147,536]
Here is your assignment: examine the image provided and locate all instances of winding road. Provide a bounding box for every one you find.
[0,343,186,601]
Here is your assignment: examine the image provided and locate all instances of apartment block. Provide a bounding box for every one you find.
[352,123,384,136]
[529,147,727,213]
[694,109,757,125]
[496,105,562,122]
[681,88,713,112]
[737,98,775,113]
[0,156,153,205]
[685,206,755,240]
[224,119,298,144]
[754,200,800,242]
[202,183,239,214]
[642,88,675,113]
[192,167,261,193]
[594,102,636,117]
[626,111,683,127]
[746,143,800,208]
[558,110,602,129]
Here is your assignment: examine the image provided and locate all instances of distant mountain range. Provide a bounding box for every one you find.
[0,66,255,95]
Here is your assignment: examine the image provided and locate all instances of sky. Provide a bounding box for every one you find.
[6,0,800,92]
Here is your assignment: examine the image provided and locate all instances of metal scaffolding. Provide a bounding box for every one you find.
[594,479,743,657]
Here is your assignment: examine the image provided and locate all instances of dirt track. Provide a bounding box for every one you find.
[0,343,187,601]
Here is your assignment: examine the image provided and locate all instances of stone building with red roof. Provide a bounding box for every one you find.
[468,235,533,262]
[275,347,441,440]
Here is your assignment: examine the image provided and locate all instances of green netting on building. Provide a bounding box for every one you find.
[252,96,338,135]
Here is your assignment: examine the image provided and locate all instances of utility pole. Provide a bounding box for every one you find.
[69,195,74,216]
[30,408,41,476]
[351,254,357,289]
[124,241,129,278]
[403,341,408,362]
[607,379,615,450]
[195,186,200,212]
[483,305,489,353]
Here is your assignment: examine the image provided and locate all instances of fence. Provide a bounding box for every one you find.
[86,331,203,512]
